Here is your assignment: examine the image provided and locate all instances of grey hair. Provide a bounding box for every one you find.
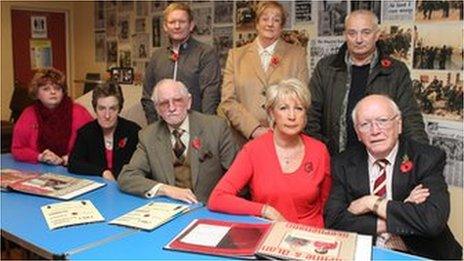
[351,94,402,125]
[345,9,379,31]
[265,78,311,127]
[151,79,190,104]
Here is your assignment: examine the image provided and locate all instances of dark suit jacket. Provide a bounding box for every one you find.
[68,117,141,178]
[324,138,462,260]
[117,111,238,203]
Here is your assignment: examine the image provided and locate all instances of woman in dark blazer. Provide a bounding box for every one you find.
[68,82,141,180]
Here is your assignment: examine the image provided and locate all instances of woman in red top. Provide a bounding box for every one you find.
[208,78,331,227]
[11,68,92,166]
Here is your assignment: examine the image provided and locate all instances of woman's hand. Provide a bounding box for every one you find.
[38,149,63,165]
[261,205,286,222]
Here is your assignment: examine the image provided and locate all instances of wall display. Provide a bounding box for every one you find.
[95,1,105,30]
[379,24,413,67]
[213,26,234,68]
[415,0,463,22]
[413,24,463,71]
[214,1,233,24]
[351,0,381,22]
[381,0,414,21]
[317,0,347,36]
[426,119,463,187]
[93,0,463,187]
[95,31,106,63]
[135,17,147,33]
[294,1,313,24]
[412,70,463,121]
[118,13,131,43]
[30,39,52,69]
[30,16,47,39]
[110,67,134,84]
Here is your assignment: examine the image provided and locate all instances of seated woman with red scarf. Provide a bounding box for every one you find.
[11,68,93,166]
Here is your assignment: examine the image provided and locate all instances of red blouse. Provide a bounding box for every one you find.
[208,132,332,227]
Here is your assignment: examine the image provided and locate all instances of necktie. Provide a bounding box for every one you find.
[172,129,185,159]
[261,50,271,71]
[373,159,389,198]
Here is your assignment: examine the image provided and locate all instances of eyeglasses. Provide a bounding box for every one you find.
[156,97,187,111]
[356,114,399,133]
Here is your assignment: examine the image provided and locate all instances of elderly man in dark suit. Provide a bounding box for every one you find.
[324,94,462,259]
[119,79,238,203]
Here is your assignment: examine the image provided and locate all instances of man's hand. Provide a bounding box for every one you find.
[404,184,430,204]
[102,170,116,181]
[159,184,198,204]
[38,149,63,166]
[377,218,387,234]
[61,155,69,166]
[251,126,269,139]
[348,195,378,215]
[261,205,287,222]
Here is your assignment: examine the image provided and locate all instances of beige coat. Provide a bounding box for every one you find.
[219,39,308,145]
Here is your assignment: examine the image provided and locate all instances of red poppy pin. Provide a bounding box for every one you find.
[380,58,392,68]
[400,155,413,173]
[304,162,313,173]
[118,137,127,149]
[170,52,179,62]
[270,56,280,67]
[192,137,202,150]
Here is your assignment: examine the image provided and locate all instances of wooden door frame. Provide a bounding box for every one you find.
[10,5,73,97]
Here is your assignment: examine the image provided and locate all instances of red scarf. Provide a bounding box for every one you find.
[34,96,73,156]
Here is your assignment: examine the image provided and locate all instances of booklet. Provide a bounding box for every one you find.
[41,200,105,230]
[0,169,40,190]
[0,169,106,200]
[109,201,203,231]
[165,219,370,260]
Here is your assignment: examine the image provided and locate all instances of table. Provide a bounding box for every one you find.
[1,154,424,260]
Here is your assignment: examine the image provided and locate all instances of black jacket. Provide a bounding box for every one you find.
[68,117,141,178]
[324,138,462,259]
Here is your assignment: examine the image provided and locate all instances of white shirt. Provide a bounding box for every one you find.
[257,40,278,72]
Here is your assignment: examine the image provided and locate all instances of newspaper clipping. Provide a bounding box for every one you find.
[381,0,414,21]
[213,26,233,68]
[214,1,233,24]
[426,118,463,187]
[294,1,312,24]
[379,24,413,67]
[309,37,345,74]
[317,1,347,37]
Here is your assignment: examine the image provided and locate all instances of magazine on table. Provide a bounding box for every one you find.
[0,169,40,190]
[41,200,105,230]
[0,168,106,200]
[109,201,203,231]
[165,219,372,260]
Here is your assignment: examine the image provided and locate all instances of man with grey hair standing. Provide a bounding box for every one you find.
[119,79,237,203]
[306,9,428,155]
[325,94,462,259]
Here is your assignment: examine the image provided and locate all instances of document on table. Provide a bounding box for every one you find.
[41,200,105,230]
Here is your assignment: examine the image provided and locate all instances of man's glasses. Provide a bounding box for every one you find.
[356,114,399,133]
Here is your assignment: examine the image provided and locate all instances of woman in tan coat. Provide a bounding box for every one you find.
[219,1,309,146]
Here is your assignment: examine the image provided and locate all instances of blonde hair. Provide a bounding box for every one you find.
[163,2,193,22]
[29,68,67,99]
[265,78,311,127]
[255,1,286,27]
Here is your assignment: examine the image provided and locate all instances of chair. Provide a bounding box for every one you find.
[83,73,101,94]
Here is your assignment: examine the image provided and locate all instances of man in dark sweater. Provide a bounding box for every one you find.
[306,9,428,155]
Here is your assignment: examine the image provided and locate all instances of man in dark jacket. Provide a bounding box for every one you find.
[306,9,428,155]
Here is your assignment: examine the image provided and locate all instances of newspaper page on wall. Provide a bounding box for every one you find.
[308,37,344,74]
[425,117,463,187]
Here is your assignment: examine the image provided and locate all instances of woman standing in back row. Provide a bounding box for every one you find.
[219,1,309,147]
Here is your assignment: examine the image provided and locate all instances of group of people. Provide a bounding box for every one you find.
[11,2,461,260]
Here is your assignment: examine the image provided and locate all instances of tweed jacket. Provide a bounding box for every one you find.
[219,39,309,145]
[324,138,462,260]
[118,111,238,203]
[306,42,428,155]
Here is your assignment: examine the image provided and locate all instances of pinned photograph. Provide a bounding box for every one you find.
[415,0,463,22]
[95,31,106,63]
[118,14,130,43]
[31,16,47,39]
[295,1,313,23]
[236,1,257,31]
[214,1,233,24]
[379,25,413,67]
[317,1,347,36]
[213,26,233,68]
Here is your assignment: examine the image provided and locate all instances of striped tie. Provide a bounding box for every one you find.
[172,129,185,160]
[373,159,389,197]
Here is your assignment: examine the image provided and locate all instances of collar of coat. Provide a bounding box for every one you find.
[330,40,395,74]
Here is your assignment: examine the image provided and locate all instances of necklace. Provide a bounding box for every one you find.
[275,142,303,165]
[104,138,113,149]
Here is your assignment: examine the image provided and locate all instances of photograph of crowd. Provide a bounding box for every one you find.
[413,25,463,70]
[317,0,348,36]
[379,25,412,66]
[235,31,257,48]
[412,71,463,120]
[415,0,463,22]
